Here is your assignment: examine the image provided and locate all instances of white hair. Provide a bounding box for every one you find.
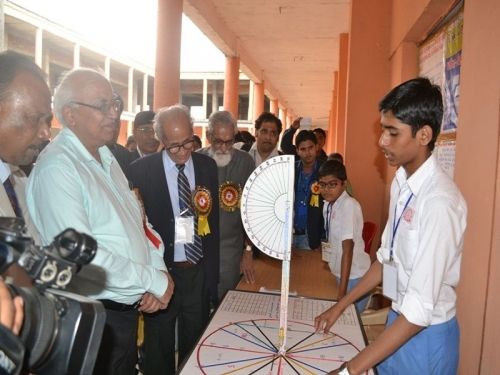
[207,110,238,138]
[154,104,193,141]
[53,68,107,127]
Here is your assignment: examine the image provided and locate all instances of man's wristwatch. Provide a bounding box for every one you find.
[338,362,351,375]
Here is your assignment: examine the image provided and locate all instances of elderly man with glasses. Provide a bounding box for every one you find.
[128,104,220,375]
[130,110,160,160]
[198,110,256,301]
[27,68,174,375]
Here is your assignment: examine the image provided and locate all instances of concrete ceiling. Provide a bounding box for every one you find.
[184,0,352,128]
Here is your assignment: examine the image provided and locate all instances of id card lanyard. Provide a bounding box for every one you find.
[383,191,413,301]
[325,201,334,242]
[390,192,414,261]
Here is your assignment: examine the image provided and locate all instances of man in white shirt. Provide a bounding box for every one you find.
[315,77,467,375]
[248,112,282,166]
[27,68,173,375]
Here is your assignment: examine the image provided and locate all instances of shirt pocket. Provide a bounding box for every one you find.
[397,228,419,273]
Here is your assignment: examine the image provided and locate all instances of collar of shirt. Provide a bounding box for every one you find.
[0,160,11,183]
[249,142,279,166]
[161,149,194,176]
[395,153,438,197]
[59,128,115,171]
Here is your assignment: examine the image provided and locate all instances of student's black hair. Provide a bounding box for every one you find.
[255,112,283,134]
[295,130,317,148]
[378,77,443,151]
[328,152,344,164]
[318,160,347,181]
[313,128,326,138]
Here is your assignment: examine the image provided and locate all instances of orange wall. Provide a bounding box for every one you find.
[454,0,500,372]
[349,0,500,372]
[343,0,391,255]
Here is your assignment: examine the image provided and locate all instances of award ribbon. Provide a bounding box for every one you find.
[309,181,320,207]
[219,181,241,212]
[193,187,212,236]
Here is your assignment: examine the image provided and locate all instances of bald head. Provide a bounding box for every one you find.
[54,68,120,157]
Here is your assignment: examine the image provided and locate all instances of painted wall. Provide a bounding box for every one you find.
[454,0,500,372]
[344,0,500,372]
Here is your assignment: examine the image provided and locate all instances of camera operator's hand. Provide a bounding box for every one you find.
[138,272,174,313]
[0,279,24,335]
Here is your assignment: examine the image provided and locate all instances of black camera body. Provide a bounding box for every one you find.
[0,218,106,375]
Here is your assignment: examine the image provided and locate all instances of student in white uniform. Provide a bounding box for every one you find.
[318,159,370,312]
[314,77,467,375]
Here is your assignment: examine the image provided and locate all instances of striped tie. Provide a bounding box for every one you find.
[176,164,203,264]
[3,176,22,218]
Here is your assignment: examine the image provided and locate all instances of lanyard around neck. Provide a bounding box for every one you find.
[325,201,334,241]
[390,192,414,261]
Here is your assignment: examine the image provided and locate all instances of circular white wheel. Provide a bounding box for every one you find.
[240,155,295,260]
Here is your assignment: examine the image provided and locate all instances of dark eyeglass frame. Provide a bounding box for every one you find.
[318,181,341,190]
[165,138,196,154]
[212,138,235,148]
[70,98,122,115]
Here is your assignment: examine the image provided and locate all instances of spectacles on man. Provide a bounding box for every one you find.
[70,98,122,115]
[212,138,234,148]
[318,181,340,190]
[136,126,155,136]
[165,138,195,154]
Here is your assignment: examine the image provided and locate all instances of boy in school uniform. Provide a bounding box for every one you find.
[318,160,370,312]
[314,77,467,375]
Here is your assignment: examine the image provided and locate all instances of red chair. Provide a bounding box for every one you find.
[362,221,377,255]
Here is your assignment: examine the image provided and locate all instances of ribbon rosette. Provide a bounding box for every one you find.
[309,181,320,207]
[193,187,212,236]
[219,181,241,212]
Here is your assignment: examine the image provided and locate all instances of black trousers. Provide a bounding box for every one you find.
[93,308,139,375]
[142,263,209,375]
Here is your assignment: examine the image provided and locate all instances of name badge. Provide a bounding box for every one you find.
[175,216,194,244]
[382,261,398,301]
[321,241,332,262]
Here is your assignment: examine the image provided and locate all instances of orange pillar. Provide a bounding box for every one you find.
[279,107,287,127]
[154,0,182,109]
[253,81,265,120]
[327,71,339,153]
[344,0,391,249]
[224,56,240,118]
[335,33,349,155]
[270,99,279,116]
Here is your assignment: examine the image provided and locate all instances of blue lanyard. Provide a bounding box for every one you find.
[325,202,334,241]
[390,192,414,260]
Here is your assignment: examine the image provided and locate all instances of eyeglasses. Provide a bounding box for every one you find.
[70,98,122,115]
[136,126,155,136]
[165,138,195,154]
[212,138,234,148]
[318,181,340,190]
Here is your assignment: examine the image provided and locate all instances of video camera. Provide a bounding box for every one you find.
[0,217,106,375]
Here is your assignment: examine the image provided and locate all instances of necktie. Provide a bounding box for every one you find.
[3,176,23,218]
[176,164,203,264]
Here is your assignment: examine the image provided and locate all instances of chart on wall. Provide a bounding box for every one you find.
[179,290,374,374]
[419,7,463,178]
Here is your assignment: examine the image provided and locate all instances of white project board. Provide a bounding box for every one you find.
[179,290,374,374]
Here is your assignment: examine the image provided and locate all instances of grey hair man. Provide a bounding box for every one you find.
[198,110,256,299]
[27,68,173,375]
[128,104,220,374]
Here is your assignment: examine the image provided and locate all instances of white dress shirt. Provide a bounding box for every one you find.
[323,190,370,279]
[377,154,467,326]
